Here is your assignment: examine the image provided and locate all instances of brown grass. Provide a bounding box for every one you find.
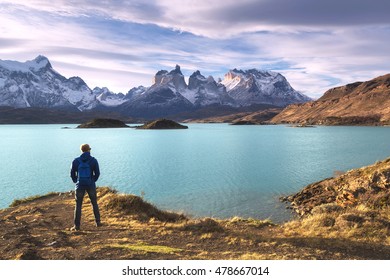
[180,218,224,233]
[10,192,60,207]
[1,185,390,259]
[102,192,186,222]
[284,203,390,244]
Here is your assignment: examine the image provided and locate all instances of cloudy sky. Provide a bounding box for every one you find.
[1,0,390,98]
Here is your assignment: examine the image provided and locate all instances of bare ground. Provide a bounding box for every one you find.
[1,188,389,260]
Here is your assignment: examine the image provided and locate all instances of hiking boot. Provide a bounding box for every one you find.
[70,226,80,231]
[96,222,103,227]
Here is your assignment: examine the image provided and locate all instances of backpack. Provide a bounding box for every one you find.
[77,158,93,186]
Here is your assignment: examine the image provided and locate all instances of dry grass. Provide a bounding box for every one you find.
[228,217,276,229]
[10,192,59,207]
[2,185,390,260]
[107,242,183,254]
[101,191,186,222]
[180,218,224,233]
[284,203,390,244]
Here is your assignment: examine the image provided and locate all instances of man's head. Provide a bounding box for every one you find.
[80,144,91,153]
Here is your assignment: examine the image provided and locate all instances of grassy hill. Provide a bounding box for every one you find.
[271,74,390,125]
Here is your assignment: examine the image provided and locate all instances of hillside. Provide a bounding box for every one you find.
[271,74,390,125]
[182,108,282,124]
[1,156,390,260]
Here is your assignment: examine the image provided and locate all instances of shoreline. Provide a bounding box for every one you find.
[1,157,389,260]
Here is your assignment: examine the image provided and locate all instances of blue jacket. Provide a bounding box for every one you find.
[70,152,100,189]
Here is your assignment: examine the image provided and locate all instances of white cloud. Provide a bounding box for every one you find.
[0,1,390,97]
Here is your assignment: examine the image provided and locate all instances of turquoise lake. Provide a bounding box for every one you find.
[0,124,389,222]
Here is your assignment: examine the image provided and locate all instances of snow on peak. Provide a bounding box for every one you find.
[0,55,52,73]
[222,68,280,91]
[190,70,207,81]
[33,55,50,65]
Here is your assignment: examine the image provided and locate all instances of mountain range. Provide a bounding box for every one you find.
[271,74,390,125]
[0,55,310,120]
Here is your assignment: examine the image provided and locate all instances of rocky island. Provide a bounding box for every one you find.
[231,120,257,125]
[136,119,188,129]
[77,118,129,128]
[1,157,389,260]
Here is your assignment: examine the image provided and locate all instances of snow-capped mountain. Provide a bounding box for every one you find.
[93,87,127,107]
[183,70,235,106]
[118,65,193,117]
[0,56,311,119]
[126,85,148,100]
[117,65,310,116]
[0,55,98,111]
[221,69,311,106]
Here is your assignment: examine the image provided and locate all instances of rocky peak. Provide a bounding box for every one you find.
[68,76,88,86]
[126,85,147,101]
[33,55,50,65]
[0,55,52,74]
[190,70,203,77]
[231,68,244,74]
[29,55,52,72]
[188,70,207,90]
[155,70,168,76]
[169,64,183,75]
[153,65,186,90]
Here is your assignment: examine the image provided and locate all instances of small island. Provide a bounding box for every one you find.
[231,120,257,125]
[77,118,129,128]
[136,119,188,129]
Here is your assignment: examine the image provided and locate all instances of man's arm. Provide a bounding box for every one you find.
[70,159,78,183]
[93,159,100,182]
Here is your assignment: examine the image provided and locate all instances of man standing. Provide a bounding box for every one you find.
[70,144,101,231]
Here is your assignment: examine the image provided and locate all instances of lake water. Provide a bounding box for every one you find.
[0,124,389,222]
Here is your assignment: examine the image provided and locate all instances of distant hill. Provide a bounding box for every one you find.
[271,74,390,125]
[0,106,135,124]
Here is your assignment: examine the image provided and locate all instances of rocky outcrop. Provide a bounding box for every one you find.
[77,118,129,128]
[136,119,188,129]
[283,157,390,216]
[272,74,390,125]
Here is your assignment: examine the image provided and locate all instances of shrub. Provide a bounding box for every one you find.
[181,218,224,233]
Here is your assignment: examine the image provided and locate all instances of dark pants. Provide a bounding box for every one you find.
[74,187,101,228]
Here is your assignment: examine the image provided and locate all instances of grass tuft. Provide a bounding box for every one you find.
[181,218,224,233]
[9,192,59,207]
[228,217,276,228]
[103,193,186,222]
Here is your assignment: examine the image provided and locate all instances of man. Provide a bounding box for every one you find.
[70,144,101,231]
